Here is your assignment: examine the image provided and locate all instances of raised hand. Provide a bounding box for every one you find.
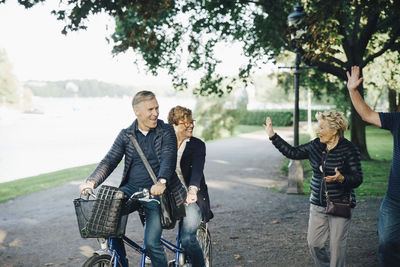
[346,66,363,92]
[265,117,275,138]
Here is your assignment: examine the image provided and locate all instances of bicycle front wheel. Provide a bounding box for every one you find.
[83,254,123,267]
[197,222,212,267]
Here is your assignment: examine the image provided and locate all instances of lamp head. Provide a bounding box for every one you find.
[288,3,306,41]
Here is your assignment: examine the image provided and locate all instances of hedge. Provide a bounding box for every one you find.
[227,109,325,126]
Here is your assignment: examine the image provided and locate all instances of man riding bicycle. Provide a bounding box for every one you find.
[79,90,186,267]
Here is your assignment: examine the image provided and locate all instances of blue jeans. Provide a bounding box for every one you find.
[378,195,400,267]
[119,185,168,267]
[180,203,205,267]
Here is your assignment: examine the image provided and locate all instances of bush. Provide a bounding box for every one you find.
[194,97,236,141]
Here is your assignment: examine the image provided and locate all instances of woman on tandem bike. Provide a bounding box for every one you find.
[168,106,214,267]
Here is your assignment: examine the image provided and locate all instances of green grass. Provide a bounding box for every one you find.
[234,125,264,135]
[299,125,391,199]
[0,163,98,203]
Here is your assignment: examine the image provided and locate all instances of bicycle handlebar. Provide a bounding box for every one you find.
[82,187,159,205]
[82,188,96,199]
[126,188,160,206]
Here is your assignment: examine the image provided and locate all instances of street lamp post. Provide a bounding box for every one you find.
[285,3,307,194]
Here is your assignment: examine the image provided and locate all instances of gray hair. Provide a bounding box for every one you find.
[132,91,156,109]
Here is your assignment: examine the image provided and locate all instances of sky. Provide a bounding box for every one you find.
[0,1,273,87]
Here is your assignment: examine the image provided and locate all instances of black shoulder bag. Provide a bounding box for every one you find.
[127,134,178,229]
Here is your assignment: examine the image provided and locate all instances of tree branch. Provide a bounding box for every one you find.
[376,14,399,32]
[359,10,380,56]
[325,55,347,68]
[352,3,362,46]
[306,59,346,80]
[337,14,351,58]
[363,36,400,67]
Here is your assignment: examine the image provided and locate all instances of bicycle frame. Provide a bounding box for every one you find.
[102,223,185,267]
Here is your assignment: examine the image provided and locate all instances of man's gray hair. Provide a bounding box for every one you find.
[132,91,156,109]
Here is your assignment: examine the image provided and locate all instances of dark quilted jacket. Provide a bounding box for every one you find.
[180,137,214,222]
[87,119,186,206]
[270,134,363,208]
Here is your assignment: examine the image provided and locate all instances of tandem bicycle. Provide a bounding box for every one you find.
[74,185,212,267]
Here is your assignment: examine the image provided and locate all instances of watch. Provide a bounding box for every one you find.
[158,178,167,184]
[188,185,198,192]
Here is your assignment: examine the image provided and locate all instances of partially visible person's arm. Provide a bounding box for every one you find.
[347,66,381,127]
[151,124,177,196]
[79,129,126,195]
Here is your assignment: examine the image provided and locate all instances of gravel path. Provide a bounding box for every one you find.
[0,130,381,266]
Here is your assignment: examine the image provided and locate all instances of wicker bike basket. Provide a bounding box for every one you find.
[74,185,128,238]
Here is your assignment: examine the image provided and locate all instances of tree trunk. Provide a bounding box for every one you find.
[350,84,371,161]
[388,86,397,112]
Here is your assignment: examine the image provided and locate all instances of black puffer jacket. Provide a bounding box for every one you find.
[270,134,363,208]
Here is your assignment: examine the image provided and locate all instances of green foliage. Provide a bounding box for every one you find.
[232,109,292,127]
[8,0,400,96]
[0,49,19,105]
[363,50,400,110]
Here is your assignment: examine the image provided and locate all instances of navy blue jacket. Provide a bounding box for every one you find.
[87,119,186,206]
[180,137,214,222]
[270,134,363,208]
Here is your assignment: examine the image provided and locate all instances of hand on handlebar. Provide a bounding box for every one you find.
[150,182,166,196]
[79,181,95,196]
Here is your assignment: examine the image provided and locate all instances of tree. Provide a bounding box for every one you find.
[5,0,400,159]
[0,49,19,105]
[299,1,400,160]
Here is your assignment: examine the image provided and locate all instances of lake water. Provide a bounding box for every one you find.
[0,96,196,183]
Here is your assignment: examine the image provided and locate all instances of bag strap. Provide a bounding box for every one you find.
[126,133,158,185]
[321,151,330,200]
[322,150,351,202]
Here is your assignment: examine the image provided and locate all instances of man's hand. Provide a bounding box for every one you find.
[324,168,345,183]
[79,180,95,196]
[185,187,198,205]
[151,182,166,196]
[264,117,275,138]
[346,66,363,92]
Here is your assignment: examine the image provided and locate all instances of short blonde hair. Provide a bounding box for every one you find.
[168,106,192,125]
[315,110,348,137]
